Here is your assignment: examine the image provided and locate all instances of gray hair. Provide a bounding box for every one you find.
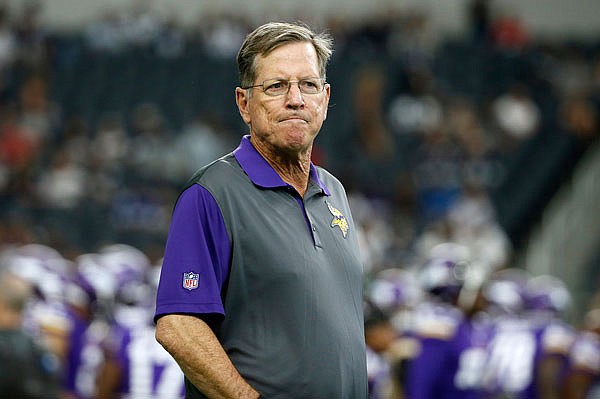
[237,22,333,88]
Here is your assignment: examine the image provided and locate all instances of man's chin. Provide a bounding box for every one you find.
[284,131,314,149]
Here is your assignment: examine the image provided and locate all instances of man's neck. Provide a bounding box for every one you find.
[251,136,312,196]
[272,161,310,197]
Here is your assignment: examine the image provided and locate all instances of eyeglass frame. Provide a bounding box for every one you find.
[241,77,328,97]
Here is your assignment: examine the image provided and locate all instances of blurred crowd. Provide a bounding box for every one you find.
[0,0,600,398]
[0,0,597,260]
[0,0,599,258]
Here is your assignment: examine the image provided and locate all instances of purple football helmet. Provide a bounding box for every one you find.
[482,267,531,315]
[367,268,421,316]
[418,242,472,303]
[525,274,571,315]
[97,244,152,307]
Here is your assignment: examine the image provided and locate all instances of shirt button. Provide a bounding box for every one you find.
[312,226,317,231]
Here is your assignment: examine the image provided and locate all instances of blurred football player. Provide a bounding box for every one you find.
[0,267,61,398]
[563,308,600,399]
[525,274,576,399]
[365,267,422,398]
[94,247,185,399]
[482,269,576,399]
[403,242,493,399]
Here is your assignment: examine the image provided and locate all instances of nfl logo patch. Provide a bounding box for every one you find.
[183,271,199,290]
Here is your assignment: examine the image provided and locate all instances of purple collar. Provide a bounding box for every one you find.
[233,135,330,195]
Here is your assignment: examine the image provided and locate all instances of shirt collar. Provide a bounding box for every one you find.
[233,135,330,195]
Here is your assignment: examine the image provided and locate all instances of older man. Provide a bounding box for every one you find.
[154,22,367,399]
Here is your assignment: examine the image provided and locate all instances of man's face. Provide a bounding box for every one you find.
[236,41,330,155]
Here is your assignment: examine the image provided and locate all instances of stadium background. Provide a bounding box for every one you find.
[1,0,599,326]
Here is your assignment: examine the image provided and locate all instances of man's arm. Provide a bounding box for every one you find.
[155,314,260,399]
[563,370,594,399]
[535,355,563,399]
[94,357,122,399]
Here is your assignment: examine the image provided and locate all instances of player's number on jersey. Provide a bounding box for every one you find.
[128,329,184,398]
[487,330,536,392]
[454,347,488,389]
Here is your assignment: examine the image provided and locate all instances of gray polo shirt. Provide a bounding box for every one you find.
[155,135,367,398]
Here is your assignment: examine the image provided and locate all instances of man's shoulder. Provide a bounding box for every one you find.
[313,165,351,202]
[183,153,239,189]
[313,164,343,187]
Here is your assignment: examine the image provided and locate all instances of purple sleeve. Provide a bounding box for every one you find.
[154,184,231,322]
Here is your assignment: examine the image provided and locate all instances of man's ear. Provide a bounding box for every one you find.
[235,87,251,125]
[323,83,331,121]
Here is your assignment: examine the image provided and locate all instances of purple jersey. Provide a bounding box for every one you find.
[367,346,392,399]
[405,302,491,399]
[484,315,575,399]
[72,320,109,399]
[485,316,537,396]
[62,307,90,395]
[104,313,185,399]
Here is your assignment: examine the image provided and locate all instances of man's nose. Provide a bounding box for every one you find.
[285,82,305,107]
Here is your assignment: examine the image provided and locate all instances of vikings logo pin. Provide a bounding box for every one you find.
[183,271,199,290]
[326,201,349,238]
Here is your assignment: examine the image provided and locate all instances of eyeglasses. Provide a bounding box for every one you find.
[242,78,327,96]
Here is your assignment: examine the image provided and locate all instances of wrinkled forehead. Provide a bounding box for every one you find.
[253,42,321,80]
